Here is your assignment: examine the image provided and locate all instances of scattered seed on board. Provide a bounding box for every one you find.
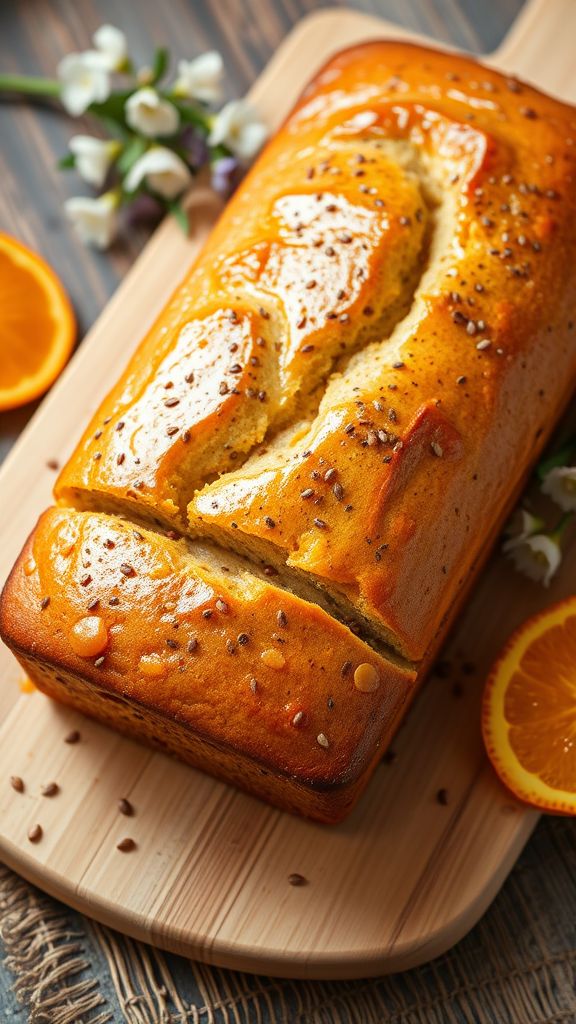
[118,798,134,817]
[10,776,24,793]
[436,788,449,806]
[288,873,309,887]
[41,782,60,797]
[28,824,43,844]
[116,837,136,852]
[64,730,81,744]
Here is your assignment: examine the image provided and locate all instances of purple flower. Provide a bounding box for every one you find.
[125,192,164,225]
[210,155,240,197]
[180,125,208,169]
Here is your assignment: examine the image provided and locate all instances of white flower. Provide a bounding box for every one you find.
[64,192,119,249]
[125,87,179,137]
[92,24,128,71]
[58,52,111,116]
[208,99,267,161]
[69,135,120,188]
[506,533,562,586]
[502,509,545,552]
[541,466,576,512]
[125,147,191,199]
[174,52,224,104]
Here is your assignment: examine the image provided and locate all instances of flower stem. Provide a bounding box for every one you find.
[0,74,60,97]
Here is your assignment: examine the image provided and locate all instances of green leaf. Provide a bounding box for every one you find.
[99,115,128,140]
[151,47,169,85]
[89,89,133,130]
[172,99,211,133]
[58,152,76,170]
[167,198,189,234]
[209,143,231,162]
[117,136,147,176]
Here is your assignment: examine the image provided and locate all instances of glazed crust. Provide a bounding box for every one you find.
[0,508,414,822]
[56,104,427,530]
[1,40,576,821]
[188,42,576,659]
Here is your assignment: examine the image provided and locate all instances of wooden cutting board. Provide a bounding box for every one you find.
[0,0,575,981]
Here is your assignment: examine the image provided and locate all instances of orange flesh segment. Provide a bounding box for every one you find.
[506,615,576,791]
[0,234,75,409]
[482,596,576,813]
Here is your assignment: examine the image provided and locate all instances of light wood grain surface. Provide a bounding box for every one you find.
[1,0,575,981]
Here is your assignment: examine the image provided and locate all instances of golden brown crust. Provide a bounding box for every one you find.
[2,41,576,820]
[55,111,426,529]
[188,42,576,658]
[0,508,414,821]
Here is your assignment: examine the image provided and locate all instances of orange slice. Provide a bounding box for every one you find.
[482,596,576,814]
[0,233,75,411]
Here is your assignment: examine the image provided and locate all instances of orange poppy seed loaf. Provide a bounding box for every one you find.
[1,507,414,821]
[1,41,576,821]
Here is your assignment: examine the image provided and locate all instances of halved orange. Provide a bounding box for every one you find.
[482,596,576,814]
[0,233,75,411]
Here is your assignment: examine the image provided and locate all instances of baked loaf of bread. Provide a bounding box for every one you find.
[2,40,576,821]
[1,508,413,820]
